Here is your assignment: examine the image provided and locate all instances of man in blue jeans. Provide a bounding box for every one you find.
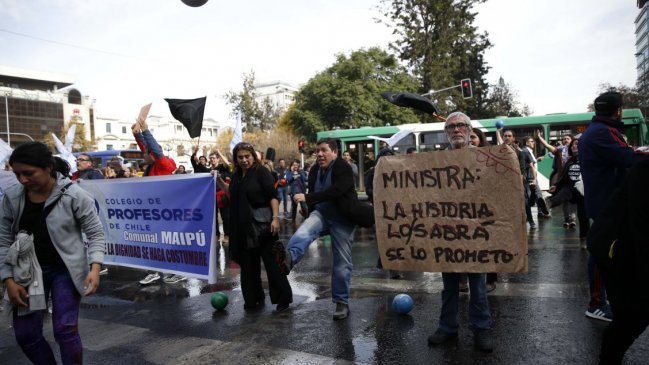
[275,138,373,320]
[427,111,493,352]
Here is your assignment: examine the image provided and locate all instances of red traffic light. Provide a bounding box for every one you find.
[460,78,472,99]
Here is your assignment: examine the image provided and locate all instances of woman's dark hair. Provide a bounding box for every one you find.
[568,138,579,157]
[9,142,70,177]
[232,142,261,172]
[472,128,491,147]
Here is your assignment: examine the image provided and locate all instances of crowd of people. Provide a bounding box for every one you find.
[0,90,647,364]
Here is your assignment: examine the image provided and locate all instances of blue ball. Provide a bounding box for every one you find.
[392,293,414,314]
[495,120,505,129]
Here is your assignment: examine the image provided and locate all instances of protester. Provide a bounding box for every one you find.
[275,138,374,320]
[71,153,103,180]
[219,142,292,311]
[579,91,649,323]
[588,158,649,364]
[285,159,308,223]
[0,142,105,364]
[131,117,184,285]
[274,158,290,217]
[521,136,551,218]
[342,151,358,187]
[537,131,576,227]
[427,112,493,352]
[175,165,187,174]
[545,137,589,240]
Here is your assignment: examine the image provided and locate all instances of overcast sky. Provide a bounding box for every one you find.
[0,0,641,126]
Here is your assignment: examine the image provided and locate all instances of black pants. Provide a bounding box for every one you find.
[600,259,649,364]
[238,235,292,307]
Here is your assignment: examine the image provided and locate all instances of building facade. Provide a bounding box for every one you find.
[636,1,649,98]
[0,65,223,165]
[253,80,297,112]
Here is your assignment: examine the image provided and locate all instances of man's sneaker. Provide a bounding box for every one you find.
[585,305,613,322]
[139,273,160,285]
[333,301,350,320]
[563,222,571,228]
[568,222,576,228]
[474,330,494,352]
[427,329,458,346]
[163,274,187,284]
[273,240,292,275]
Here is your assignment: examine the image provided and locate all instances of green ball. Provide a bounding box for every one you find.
[211,292,228,310]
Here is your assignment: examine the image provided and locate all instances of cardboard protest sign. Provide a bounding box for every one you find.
[373,145,528,273]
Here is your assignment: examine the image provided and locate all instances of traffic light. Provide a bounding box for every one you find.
[298,140,305,153]
[460,79,472,99]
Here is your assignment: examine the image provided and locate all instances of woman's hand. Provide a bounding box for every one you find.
[270,217,280,235]
[4,279,28,307]
[83,264,101,296]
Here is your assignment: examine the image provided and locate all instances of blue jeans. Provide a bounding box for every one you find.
[438,273,491,333]
[286,210,356,303]
[13,265,83,365]
[277,186,288,212]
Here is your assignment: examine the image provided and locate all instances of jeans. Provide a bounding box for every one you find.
[286,210,356,303]
[13,265,83,365]
[438,273,491,333]
[277,186,288,213]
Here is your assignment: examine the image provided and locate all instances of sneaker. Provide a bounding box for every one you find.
[99,267,108,276]
[474,330,494,352]
[585,305,613,322]
[163,274,187,284]
[563,222,571,228]
[427,329,458,346]
[333,301,350,320]
[273,240,292,275]
[139,273,161,285]
[459,282,469,293]
[486,283,496,292]
[568,222,576,229]
[275,303,290,312]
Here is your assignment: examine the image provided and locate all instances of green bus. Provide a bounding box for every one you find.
[316,109,648,191]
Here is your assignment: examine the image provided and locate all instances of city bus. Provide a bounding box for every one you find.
[76,150,145,169]
[316,109,648,191]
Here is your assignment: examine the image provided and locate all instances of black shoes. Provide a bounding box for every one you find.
[428,329,493,353]
[333,302,349,320]
[275,303,290,312]
[427,329,458,346]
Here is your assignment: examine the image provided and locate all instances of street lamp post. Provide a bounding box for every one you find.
[3,93,9,146]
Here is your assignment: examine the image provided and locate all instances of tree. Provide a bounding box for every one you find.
[45,118,95,153]
[379,0,492,117]
[224,71,281,132]
[483,76,531,117]
[285,47,422,142]
[587,83,648,117]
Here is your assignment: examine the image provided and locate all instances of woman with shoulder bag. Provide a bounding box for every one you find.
[0,142,105,364]
[218,142,292,311]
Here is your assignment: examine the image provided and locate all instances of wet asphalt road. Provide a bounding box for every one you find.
[1,207,648,364]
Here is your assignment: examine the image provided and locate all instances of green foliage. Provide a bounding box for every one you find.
[380,0,492,118]
[224,71,281,132]
[286,47,421,142]
[483,76,532,117]
[587,83,647,117]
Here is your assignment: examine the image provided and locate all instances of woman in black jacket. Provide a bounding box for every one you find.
[219,142,292,311]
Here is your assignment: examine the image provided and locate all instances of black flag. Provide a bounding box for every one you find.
[164,97,206,138]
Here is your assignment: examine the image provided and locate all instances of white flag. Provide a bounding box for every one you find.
[368,128,413,147]
[229,114,243,154]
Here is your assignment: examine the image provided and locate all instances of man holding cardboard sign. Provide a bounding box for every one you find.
[373,112,528,353]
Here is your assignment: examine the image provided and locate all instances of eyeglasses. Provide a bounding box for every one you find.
[444,123,471,132]
[76,158,90,162]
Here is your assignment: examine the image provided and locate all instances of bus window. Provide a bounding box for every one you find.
[391,133,416,154]
[419,131,447,151]
[621,125,640,147]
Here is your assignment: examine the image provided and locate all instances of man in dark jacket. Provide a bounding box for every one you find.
[275,138,372,320]
[580,91,649,322]
[71,153,104,180]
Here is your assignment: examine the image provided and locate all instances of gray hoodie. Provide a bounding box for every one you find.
[0,173,105,295]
